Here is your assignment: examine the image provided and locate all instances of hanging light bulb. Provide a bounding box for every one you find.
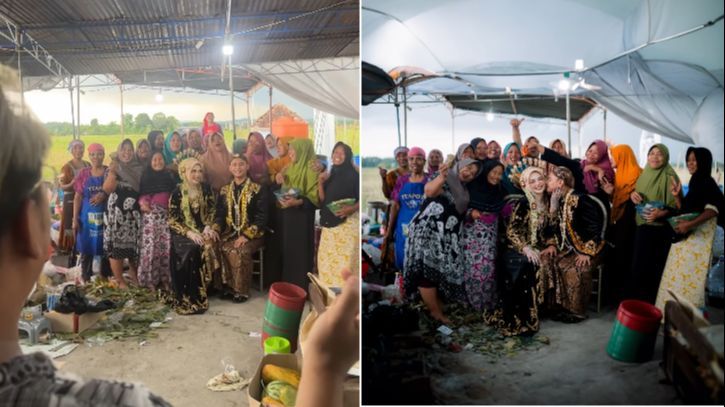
[486,112,494,122]
[155,89,163,102]
[222,44,234,56]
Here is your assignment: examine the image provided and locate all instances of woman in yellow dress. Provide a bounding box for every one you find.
[656,147,723,310]
[317,142,359,286]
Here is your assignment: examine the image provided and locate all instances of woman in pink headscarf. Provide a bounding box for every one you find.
[201,112,222,148]
[245,131,272,184]
[201,132,233,192]
[581,139,614,197]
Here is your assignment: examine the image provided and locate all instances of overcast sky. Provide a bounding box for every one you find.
[24,84,313,125]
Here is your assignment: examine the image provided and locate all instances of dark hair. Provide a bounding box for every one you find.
[230,154,249,164]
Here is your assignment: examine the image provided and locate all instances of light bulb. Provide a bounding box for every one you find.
[486,112,494,122]
[222,44,234,56]
[558,79,571,91]
[575,59,584,70]
[155,92,163,102]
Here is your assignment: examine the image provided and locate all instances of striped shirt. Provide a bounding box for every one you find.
[0,352,171,406]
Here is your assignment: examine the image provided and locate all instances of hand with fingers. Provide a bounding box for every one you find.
[575,254,591,269]
[670,176,682,197]
[630,191,643,205]
[510,118,525,128]
[523,246,541,266]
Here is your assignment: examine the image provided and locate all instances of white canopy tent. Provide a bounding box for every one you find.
[362,0,724,160]
[244,56,360,120]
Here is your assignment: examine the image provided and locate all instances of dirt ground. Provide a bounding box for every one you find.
[57,292,279,407]
[426,306,723,405]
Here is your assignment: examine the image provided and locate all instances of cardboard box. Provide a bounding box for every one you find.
[44,311,104,334]
[247,353,300,407]
[246,353,360,407]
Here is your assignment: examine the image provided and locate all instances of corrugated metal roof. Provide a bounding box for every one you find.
[0,0,359,89]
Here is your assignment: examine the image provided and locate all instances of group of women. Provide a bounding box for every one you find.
[384,118,723,335]
[58,121,359,315]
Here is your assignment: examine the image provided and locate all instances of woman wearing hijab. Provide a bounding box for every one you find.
[187,129,205,154]
[277,138,319,289]
[215,154,268,302]
[486,140,502,161]
[606,144,642,303]
[201,132,233,193]
[427,149,443,174]
[202,112,222,147]
[58,140,90,254]
[470,138,487,161]
[628,144,681,304]
[147,130,165,154]
[549,139,569,158]
[103,139,144,288]
[404,158,481,324]
[581,140,615,204]
[655,147,724,311]
[163,131,183,167]
[486,166,556,336]
[168,154,222,314]
[136,139,152,167]
[385,147,429,271]
[381,146,410,200]
[232,138,247,156]
[317,142,360,287]
[268,136,293,185]
[462,160,507,311]
[137,152,177,291]
[454,143,475,163]
[246,131,273,185]
[501,142,524,195]
[73,143,111,281]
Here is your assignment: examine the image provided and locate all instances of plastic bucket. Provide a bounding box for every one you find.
[264,336,291,355]
[606,300,663,362]
[262,282,307,353]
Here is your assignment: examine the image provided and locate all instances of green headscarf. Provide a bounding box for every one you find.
[284,138,319,207]
[634,143,679,226]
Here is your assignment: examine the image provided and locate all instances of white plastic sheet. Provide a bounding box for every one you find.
[244,57,359,119]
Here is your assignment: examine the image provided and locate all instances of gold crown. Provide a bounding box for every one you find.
[508,157,547,189]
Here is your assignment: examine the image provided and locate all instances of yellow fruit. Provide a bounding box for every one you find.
[262,364,300,388]
[261,396,285,407]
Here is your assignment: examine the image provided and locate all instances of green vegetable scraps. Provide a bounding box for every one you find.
[54,281,171,344]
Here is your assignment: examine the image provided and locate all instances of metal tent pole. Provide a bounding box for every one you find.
[451,108,455,153]
[268,85,273,135]
[246,92,252,134]
[119,84,125,137]
[603,108,607,142]
[16,30,24,105]
[230,58,236,140]
[577,123,582,159]
[394,91,402,147]
[76,76,81,138]
[69,78,76,139]
[566,88,571,157]
[402,85,408,146]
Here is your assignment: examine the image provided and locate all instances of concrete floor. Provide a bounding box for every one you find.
[426,308,701,405]
[57,293,271,407]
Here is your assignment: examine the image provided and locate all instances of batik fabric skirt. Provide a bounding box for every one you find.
[461,213,499,311]
[317,212,360,287]
[137,205,171,290]
[219,237,264,296]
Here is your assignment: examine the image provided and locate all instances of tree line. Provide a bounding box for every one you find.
[44,113,194,136]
